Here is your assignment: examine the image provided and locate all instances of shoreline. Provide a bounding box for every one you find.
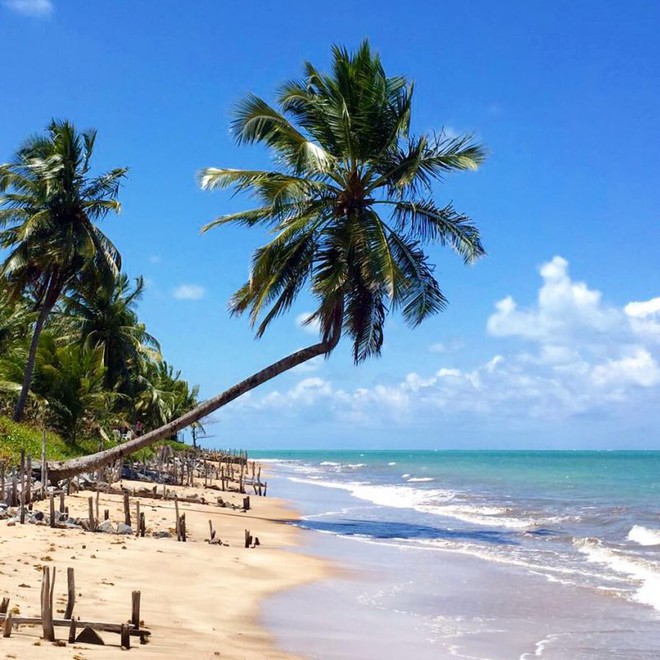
[0,474,330,659]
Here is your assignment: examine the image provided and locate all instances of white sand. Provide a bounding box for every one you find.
[0,478,328,659]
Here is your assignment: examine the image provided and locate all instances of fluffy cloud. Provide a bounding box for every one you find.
[228,257,660,431]
[3,0,52,17]
[173,284,205,300]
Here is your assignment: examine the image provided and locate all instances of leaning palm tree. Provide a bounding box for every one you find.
[0,120,127,421]
[47,41,486,480]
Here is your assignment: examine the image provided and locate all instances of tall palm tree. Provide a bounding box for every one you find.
[0,120,127,421]
[47,41,486,480]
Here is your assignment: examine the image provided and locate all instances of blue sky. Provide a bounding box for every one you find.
[1,1,659,449]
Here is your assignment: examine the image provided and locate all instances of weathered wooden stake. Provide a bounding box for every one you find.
[0,597,9,614]
[59,491,65,513]
[2,612,12,638]
[88,496,95,532]
[120,623,131,649]
[64,567,75,619]
[208,520,216,541]
[41,565,55,641]
[174,496,181,541]
[135,501,141,537]
[68,617,77,643]
[131,590,141,627]
[123,491,131,527]
[49,492,56,528]
[180,514,187,542]
[25,455,32,504]
[243,496,250,511]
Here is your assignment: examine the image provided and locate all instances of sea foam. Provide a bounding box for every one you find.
[575,537,660,611]
[627,525,660,547]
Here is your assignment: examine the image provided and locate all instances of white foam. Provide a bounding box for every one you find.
[346,463,366,468]
[387,462,397,466]
[287,476,538,530]
[575,537,660,611]
[628,525,660,547]
[319,461,341,466]
[407,477,434,483]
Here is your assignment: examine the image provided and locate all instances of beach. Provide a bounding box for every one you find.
[2,450,660,660]
[259,450,660,660]
[0,470,327,659]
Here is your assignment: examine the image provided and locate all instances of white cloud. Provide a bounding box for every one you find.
[592,349,660,388]
[625,297,660,318]
[487,256,619,342]
[173,284,205,300]
[229,256,660,431]
[3,0,53,17]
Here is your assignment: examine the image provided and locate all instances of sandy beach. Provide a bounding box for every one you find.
[0,474,328,659]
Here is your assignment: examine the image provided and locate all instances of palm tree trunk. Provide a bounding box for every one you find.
[13,300,53,422]
[46,336,338,482]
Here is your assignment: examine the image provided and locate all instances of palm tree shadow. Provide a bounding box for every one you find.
[294,518,519,546]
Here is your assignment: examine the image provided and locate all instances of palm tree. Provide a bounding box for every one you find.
[61,272,160,393]
[33,334,118,443]
[0,120,127,421]
[47,41,486,480]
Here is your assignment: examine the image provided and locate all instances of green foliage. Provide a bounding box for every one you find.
[0,415,96,466]
[201,40,486,363]
[0,119,128,420]
[0,121,201,444]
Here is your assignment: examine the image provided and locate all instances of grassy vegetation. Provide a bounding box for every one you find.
[0,415,97,466]
[0,415,195,468]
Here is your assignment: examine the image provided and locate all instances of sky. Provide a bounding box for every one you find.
[1,0,659,449]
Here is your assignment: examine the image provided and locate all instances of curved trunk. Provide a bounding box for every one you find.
[47,337,338,482]
[13,299,54,422]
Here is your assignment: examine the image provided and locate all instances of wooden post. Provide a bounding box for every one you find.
[49,492,56,528]
[174,496,181,541]
[0,461,5,506]
[131,591,141,628]
[180,514,186,542]
[120,623,131,649]
[68,617,76,644]
[41,565,55,641]
[59,491,65,513]
[104,508,109,521]
[95,490,100,523]
[88,496,95,532]
[64,567,75,619]
[123,491,131,527]
[243,496,250,511]
[19,460,26,524]
[244,529,252,548]
[25,455,32,504]
[208,520,215,541]
[135,501,141,537]
[41,427,47,498]
[139,511,146,537]
[10,475,17,508]
[0,597,9,614]
[2,612,12,638]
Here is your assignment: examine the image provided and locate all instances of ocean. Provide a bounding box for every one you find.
[254,450,660,659]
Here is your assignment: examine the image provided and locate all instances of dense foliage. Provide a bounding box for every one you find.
[0,123,199,446]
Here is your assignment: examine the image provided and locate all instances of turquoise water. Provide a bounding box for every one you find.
[256,450,660,658]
